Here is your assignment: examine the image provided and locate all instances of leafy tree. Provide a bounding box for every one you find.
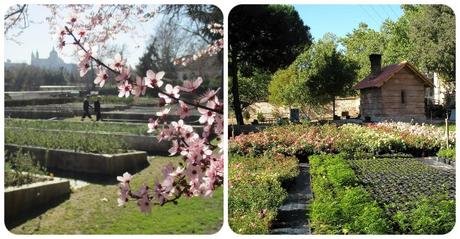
[268,66,297,107]
[270,34,358,116]
[340,23,386,81]
[236,69,271,109]
[404,5,455,84]
[229,4,312,125]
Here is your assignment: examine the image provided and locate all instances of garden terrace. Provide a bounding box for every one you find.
[229,154,299,234]
[5,127,128,154]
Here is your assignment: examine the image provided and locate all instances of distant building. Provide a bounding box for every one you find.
[30,48,77,72]
[354,54,435,122]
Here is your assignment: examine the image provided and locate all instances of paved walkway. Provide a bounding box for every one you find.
[270,162,312,234]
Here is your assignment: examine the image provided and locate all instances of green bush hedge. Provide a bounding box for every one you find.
[309,154,390,234]
[229,154,299,234]
[5,127,128,154]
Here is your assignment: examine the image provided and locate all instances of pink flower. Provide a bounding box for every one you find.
[156,108,170,118]
[67,14,77,25]
[177,100,191,119]
[198,101,217,125]
[77,28,86,38]
[168,140,181,156]
[179,77,203,92]
[111,53,126,71]
[94,68,109,87]
[117,172,133,184]
[147,118,159,133]
[144,70,165,88]
[158,84,180,104]
[132,75,147,97]
[118,182,130,207]
[79,61,90,77]
[135,185,151,213]
[199,88,220,104]
[118,80,132,98]
[115,66,131,82]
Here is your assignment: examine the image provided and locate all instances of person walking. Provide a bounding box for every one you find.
[94,96,102,121]
[81,96,93,121]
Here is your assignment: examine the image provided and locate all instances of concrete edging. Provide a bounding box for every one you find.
[5,144,148,175]
[5,175,70,220]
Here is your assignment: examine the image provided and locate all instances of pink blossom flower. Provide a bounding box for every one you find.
[94,68,109,87]
[159,84,180,104]
[118,80,132,98]
[144,70,165,88]
[199,87,220,103]
[117,172,133,184]
[177,100,191,119]
[115,66,131,82]
[147,118,159,133]
[132,75,147,97]
[168,140,182,156]
[67,14,78,25]
[179,77,203,92]
[118,183,130,207]
[111,53,126,71]
[156,108,170,118]
[198,101,217,125]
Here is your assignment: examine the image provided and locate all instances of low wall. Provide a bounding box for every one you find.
[5,144,148,175]
[5,176,70,220]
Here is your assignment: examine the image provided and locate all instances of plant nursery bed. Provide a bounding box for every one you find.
[5,144,148,175]
[5,175,70,220]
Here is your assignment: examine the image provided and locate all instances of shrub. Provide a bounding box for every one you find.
[5,150,48,187]
[437,147,455,161]
[256,112,265,123]
[309,154,390,234]
[229,154,299,234]
[5,127,128,154]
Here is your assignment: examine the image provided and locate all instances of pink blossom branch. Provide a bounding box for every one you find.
[65,26,222,114]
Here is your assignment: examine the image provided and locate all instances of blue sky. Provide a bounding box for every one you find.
[294,4,403,40]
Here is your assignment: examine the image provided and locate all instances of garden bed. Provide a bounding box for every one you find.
[5,144,148,175]
[5,175,70,220]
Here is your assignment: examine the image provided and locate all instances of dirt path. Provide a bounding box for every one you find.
[270,162,312,234]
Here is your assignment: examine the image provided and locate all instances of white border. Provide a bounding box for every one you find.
[1,0,459,239]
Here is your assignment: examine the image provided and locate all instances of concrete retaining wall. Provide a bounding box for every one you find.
[5,144,148,175]
[5,176,70,220]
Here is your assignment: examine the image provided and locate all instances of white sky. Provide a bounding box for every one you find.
[4,5,163,66]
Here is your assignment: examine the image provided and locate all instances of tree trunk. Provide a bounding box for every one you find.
[231,55,244,125]
[332,97,336,120]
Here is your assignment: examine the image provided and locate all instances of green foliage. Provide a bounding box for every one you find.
[5,127,128,154]
[309,154,390,234]
[6,118,149,136]
[256,112,265,123]
[437,147,455,161]
[229,154,299,234]
[5,150,48,187]
[393,194,455,234]
[268,66,297,107]
[238,69,272,108]
[269,34,358,108]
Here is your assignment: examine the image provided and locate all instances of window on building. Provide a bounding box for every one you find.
[401,90,406,104]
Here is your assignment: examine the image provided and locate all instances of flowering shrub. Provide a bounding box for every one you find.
[229,154,299,234]
[230,122,452,158]
[52,6,223,212]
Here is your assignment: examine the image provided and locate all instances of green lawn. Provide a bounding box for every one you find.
[9,156,223,234]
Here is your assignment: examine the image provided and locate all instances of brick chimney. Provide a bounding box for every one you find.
[369,53,382,76]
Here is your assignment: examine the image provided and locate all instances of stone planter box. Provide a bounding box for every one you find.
[5,175,70,220]
[5,144,148,175]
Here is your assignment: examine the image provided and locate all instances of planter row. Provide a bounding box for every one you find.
[5,144,148,176]
[5,175,70,220]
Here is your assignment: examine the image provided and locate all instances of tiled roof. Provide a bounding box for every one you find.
[353,61,434,90]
